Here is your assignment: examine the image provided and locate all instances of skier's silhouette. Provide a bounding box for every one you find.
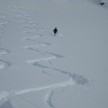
[99,2,104,6]
[53,27,58,36]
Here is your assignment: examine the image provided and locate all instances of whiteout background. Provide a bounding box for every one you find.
[0,0,108,108]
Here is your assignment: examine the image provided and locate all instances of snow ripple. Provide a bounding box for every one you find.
[0,48,11,56]
[0,15,9,25]
[0,91,14,106]
[0,59,11,70]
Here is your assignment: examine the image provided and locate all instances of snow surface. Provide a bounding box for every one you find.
[0,0,108,108]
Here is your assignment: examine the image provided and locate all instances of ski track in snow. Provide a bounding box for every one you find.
[15,78,74,96]
[0,14,12,71]
[45,90,55,108]
[0,14,8,38]
[23,37,51,46]
[0,59,12,70]
[0,78,74,106]
[0,48,11,56]
[25,46,64,58]
[0,4,89,108]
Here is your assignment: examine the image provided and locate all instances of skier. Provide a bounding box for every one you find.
[53,27,58,36]
[99,2,105,6]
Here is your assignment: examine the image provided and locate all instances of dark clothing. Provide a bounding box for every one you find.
[53,28,58,36]
[99,2,104,6]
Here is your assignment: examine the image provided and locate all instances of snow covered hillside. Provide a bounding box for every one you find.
[0,0,108,108]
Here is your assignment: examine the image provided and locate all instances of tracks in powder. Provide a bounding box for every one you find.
[0,4,89,108]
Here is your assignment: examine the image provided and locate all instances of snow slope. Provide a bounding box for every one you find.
[0,0,108,108]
